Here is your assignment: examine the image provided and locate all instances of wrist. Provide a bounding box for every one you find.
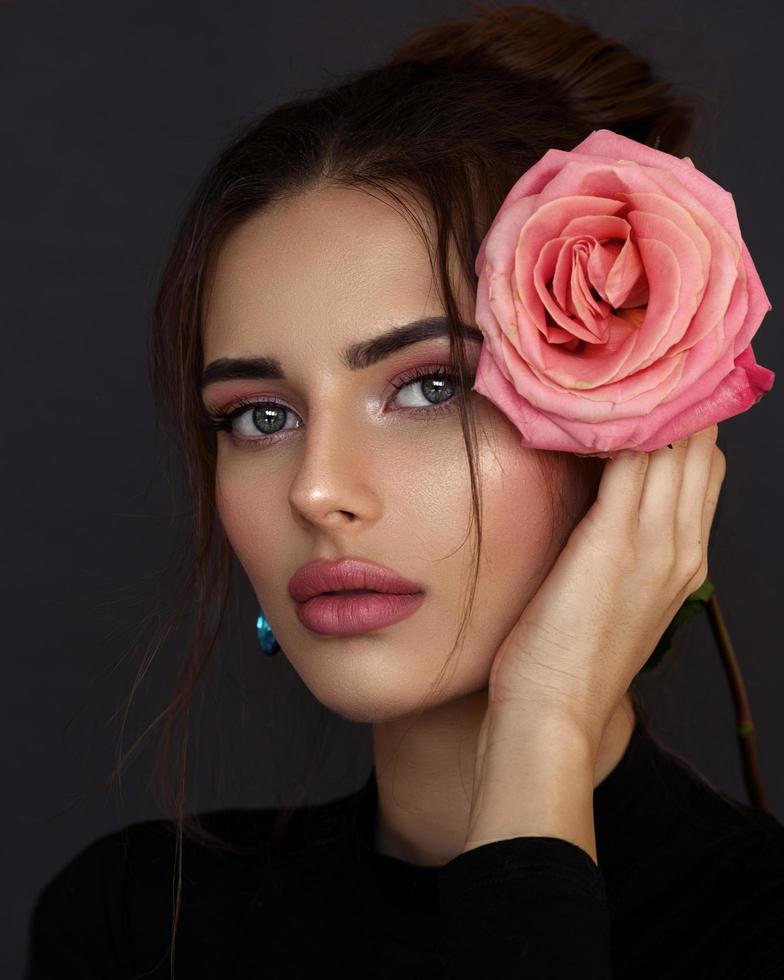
[464,707,598,859]
[484,698,600,752]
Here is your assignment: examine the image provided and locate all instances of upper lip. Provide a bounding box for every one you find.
[288,557,425,604]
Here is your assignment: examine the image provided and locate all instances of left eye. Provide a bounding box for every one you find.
[389,365,458,408]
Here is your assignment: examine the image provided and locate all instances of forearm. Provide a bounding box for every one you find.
[463,708,599,864]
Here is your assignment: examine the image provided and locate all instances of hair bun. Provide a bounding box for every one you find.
[388,3,698,156]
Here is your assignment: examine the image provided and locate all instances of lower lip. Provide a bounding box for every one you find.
[294,591,426,636]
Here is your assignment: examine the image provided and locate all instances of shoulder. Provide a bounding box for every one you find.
[32,788,359,911]
[664,743,784,866]
[25,806,303,977]
[25,817,173,976]
[696,802,784,978]
[31,815,175,917]
[619,735,784,979]
[648,731,784,892]
[31,803,307,907]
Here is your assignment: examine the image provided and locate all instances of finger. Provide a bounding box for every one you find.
[675,424,720,555]
[637,434,690,542]
[699,444,726,571]
[594,449,651,534]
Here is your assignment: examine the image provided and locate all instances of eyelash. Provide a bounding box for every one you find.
[203,364,467,450]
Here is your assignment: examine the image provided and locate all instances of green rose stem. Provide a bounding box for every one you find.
[645,574,769,811]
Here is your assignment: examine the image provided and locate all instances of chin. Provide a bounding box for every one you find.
[290,659,488,725]
[302,679,433,725]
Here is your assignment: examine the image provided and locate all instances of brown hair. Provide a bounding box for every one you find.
[105,3,702,972]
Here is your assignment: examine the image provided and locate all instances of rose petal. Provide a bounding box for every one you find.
[628,179,743,358]
[475,193,539,279]
[572,130,708,181]
[586,239,624,301]
[472,129,775,455]
[534,237,610,341]
[571,241,611,327]
[500,317,686,420]
[615,343,775,454]
[511,196,625,359]
[732,242,773,355]
[513,230,685,393]
[623,208,707,368]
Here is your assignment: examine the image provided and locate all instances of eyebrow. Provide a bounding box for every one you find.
[200,315,484,392]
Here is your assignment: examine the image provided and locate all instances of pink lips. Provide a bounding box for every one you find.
[288,557,426,637]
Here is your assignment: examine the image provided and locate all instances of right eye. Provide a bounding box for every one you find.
[205,397,301,445]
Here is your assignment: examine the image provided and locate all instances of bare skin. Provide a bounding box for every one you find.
[371,683,636,866]
[201,182,651,869]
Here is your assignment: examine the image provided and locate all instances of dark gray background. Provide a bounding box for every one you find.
[3,1,782,974]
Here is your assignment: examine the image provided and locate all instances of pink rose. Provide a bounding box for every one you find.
[472,128,775,457]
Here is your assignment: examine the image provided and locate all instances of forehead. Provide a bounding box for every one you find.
[201,185,446,364]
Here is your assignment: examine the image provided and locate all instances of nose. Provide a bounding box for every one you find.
[287,407,381,532]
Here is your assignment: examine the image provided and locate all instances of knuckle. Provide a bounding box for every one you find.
[650,540,678,575]
[623,450,650,474]
[678,547,707,583]
[705,491,721,513]
[703,423,720,444]
[669,438,689,457]
[686,561,709,593]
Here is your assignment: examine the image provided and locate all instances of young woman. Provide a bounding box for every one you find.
[26,4,784,978]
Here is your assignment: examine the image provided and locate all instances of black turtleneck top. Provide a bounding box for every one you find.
[24,714,784,979]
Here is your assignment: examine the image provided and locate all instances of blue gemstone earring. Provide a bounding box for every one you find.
[256,608,281,656]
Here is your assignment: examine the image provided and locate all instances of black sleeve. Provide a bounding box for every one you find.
[438,836,613,979]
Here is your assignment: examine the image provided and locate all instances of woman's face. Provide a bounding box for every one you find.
[201,185,573,724]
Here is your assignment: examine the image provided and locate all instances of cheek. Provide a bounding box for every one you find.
[390,435,476,556]
[483,459,554,584]
[469,417,561,636]
[214,457,285,586]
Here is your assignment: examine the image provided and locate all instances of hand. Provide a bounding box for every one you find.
[483,423,726,753]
